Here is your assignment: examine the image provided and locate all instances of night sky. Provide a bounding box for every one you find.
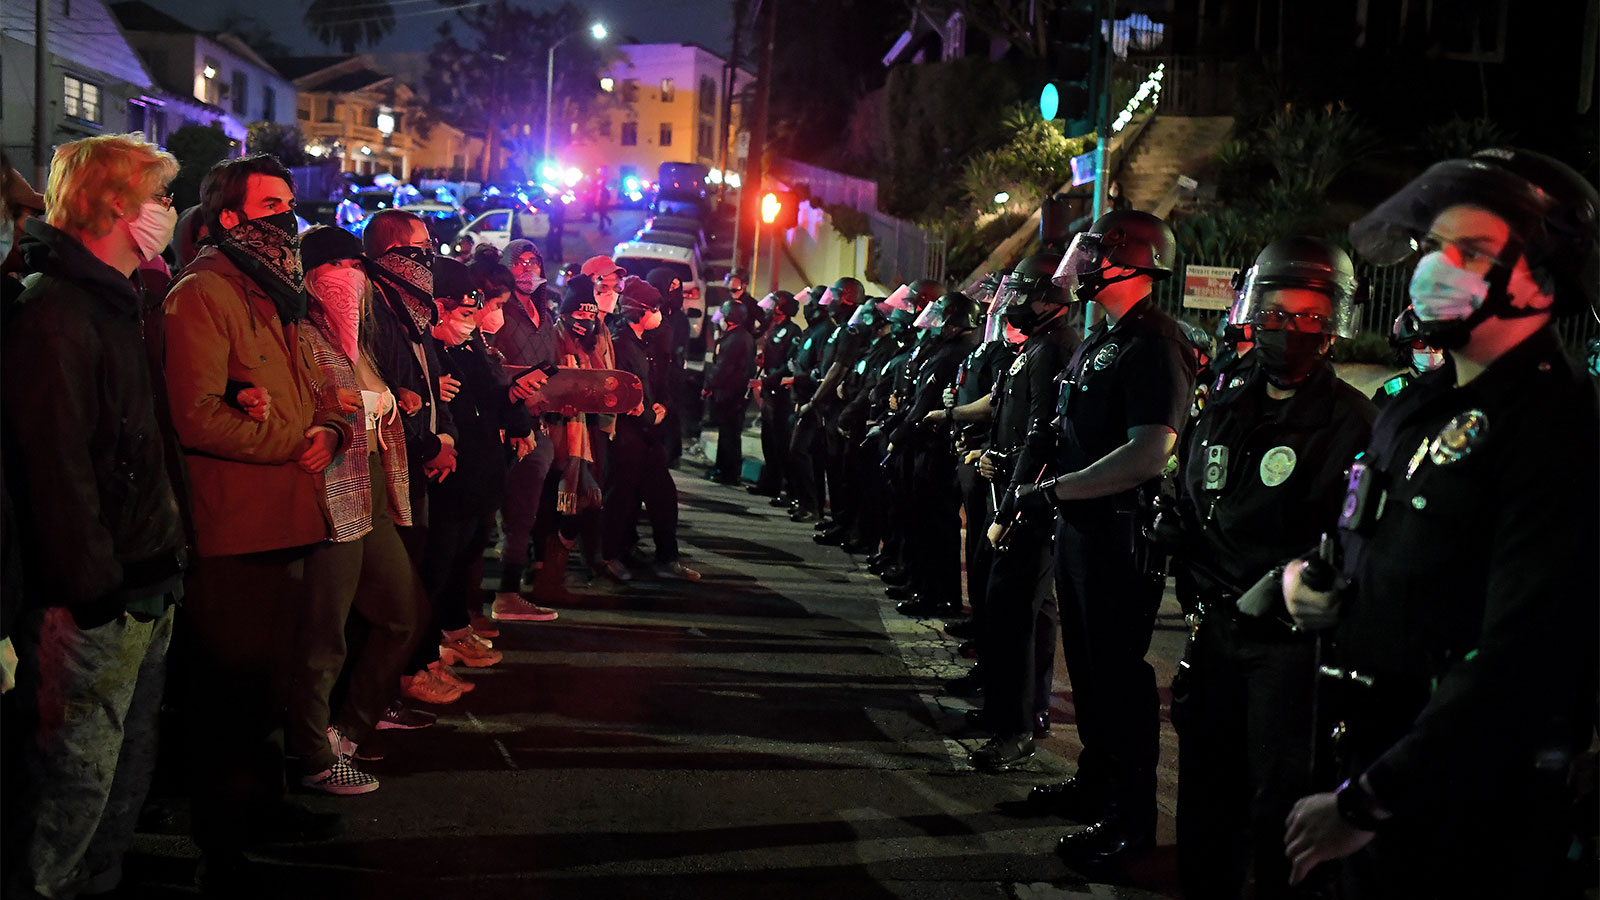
[143,0,736,58]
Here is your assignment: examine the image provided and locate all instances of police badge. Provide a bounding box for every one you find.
[1009,352,1029,376]
[1093,343,1121,371]
[1428,409,1488,466]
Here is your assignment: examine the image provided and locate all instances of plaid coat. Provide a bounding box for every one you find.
[304,321,412,542]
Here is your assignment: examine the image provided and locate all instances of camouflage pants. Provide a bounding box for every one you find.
[10,605,174,899]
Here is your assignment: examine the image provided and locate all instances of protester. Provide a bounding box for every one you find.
[162,152,353,888]
[291,225,433,797]
[2,133,186,900]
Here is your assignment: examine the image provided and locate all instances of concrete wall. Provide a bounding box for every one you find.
[750,200,894,298]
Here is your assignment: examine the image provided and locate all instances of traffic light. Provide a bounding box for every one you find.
[1043,2,1097,130]
[760,190,798,229]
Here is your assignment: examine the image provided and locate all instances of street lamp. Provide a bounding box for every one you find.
[544,21,608,165]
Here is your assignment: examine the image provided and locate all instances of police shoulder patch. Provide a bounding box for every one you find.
[1259,445,1297,487]
[1093,342,1120,371]
[1008,352,1029,376]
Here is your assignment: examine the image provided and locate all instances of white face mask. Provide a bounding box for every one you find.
[514,271,545,295]
[595,284,618,314]
[126,200,178,261]
[1408,250,1491,322]
[1411,348,1445,373]
[479,307,506,334]
[307,266,367,361]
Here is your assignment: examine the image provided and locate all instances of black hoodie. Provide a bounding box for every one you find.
[2,219,188,627]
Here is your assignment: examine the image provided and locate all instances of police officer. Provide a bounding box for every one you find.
[865,305,922,580]
[1282,149,1599,899]
[933,274,1019,638]
[704,300,756,484]
[751,291,802,499]
[786,286,838,521]
[946,254,1080,770]
[1165,237,1377,899]
[1371,308,1446,409]
[1018,210,1195,868]
[885,291,981,617]
[795,278,865,528]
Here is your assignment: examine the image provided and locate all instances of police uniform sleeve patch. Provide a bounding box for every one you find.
[1008,352,1029,376]
[1227,375,1246,390]
[1428,409,1488,466]
[1259,445,1298,486]
[1093,342,1121,371]
[1382,375,1407,396]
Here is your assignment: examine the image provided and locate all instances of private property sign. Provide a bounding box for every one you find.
[1182,264,1238,310]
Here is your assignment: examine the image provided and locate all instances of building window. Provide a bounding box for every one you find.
[661,78,675,102]
[262,86,276,121]
[322,98,340,122]
[64,74,101,123]
[622,79,639,103]
[620,121,638,146]
[598,117,612,138]
[698,76,716,114]
[659,122,672,146]
[231,71,247,114]
[297,103,310,121]
[698,122,713,155]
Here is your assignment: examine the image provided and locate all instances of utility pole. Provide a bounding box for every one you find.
[735,0,776,272]
[718,2,746,203]
[35,0,50,186]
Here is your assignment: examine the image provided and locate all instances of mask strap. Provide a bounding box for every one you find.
[1073,268,1144,303]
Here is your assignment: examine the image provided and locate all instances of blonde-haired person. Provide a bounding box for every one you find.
[1,133,189,899]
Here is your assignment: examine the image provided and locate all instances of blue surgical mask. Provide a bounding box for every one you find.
[1409,251,1490,322]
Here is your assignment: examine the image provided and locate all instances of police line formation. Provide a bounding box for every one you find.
[0,136,1596,900]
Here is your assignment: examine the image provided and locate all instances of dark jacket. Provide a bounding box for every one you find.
[491,286,561,370]
[890,331,979,447]
[3,220,187,624]
[430,335,532,520]
[370,278,457,482]
[706,326,755,424]
[613,324,664,436]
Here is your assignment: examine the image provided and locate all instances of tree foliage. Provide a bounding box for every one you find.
[958,105,1091,211]
[245,122,307,168]
[303,0,394,53]
[167,125,238,213]
[425,0,613,180]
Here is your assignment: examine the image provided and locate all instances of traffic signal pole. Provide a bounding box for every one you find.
[1090,0,1111,225]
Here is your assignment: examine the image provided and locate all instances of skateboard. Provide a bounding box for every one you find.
[506,365,644,416]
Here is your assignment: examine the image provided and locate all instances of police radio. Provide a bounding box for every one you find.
[1202,445,1229,492]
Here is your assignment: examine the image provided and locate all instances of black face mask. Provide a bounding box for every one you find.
[1253,330,1325,388]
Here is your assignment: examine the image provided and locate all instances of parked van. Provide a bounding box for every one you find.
[612,240,708,350]
[455,205,550,253]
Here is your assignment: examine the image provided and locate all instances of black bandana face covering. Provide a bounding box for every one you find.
[371,246,437,337]
[218,209,306,322]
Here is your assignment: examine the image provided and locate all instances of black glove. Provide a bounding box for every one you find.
[1014,478,1059,516]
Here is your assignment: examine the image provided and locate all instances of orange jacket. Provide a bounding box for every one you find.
[162,247,351,557]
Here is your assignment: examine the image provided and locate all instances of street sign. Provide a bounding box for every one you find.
[1176,174,1199,190]
[1070,150,1096,186]
[1182,264,1238,310]
[735,131,750,159]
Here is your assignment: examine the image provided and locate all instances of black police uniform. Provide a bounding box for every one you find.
[835,329,913,549]
[753,318,802,495]
[1053,296,1194,840]
[890,329,980,612]
[786,317,836,516]
[816,318,872,528]
[705,324,755,483]
[1170,358,1375,900]
[978,317,1079,737]
[952,337,1019,622]
[870,340,919,574]
[1328,327,1598,899]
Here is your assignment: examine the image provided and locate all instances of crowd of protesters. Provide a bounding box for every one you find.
[0,137,700,898]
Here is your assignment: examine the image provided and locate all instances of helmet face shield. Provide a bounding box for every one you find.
[1050,232,1105,291]
[1349,159,1553,267]
[913,298,942,330]
[882,283,913,313]
[1235,261,1359,337]
[847,301,880,331]
[758,292,778,313]
[819,287,837,307]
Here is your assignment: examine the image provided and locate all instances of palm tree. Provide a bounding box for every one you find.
[304,0,396,53]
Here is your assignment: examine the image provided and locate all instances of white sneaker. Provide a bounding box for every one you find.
[301,760,379,795]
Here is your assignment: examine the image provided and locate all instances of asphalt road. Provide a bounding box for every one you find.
[124,438,1192,899]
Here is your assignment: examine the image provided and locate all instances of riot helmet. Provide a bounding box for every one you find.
[1051,210,1177,302]
[1232,237,1360,338]
[914,291,979,338]
[847,299,886,334]
[720,299,749,329]
[1390,307,1446,375]
[881,283,915,315]
[1350,147,1600,348]
[997,252,1067,335]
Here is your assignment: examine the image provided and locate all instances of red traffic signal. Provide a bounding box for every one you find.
[759,189,799,229]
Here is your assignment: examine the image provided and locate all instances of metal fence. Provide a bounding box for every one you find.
[773,157,947,288]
